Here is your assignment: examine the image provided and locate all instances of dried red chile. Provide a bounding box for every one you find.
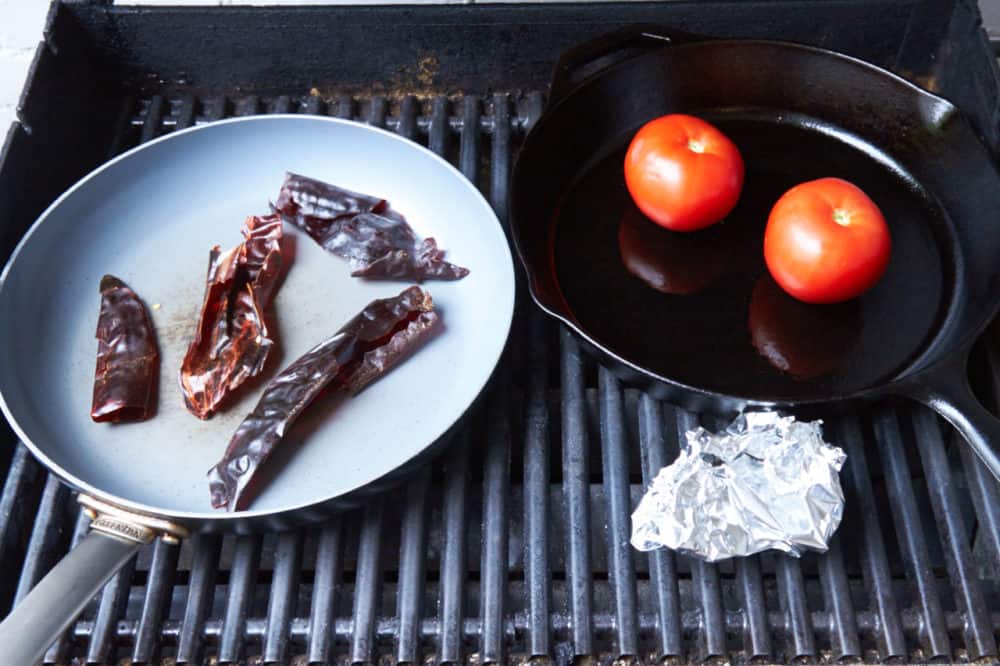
[179,214,283,419]
[207,286,437,511]
[273,172,469,282]
[91,275,159,423]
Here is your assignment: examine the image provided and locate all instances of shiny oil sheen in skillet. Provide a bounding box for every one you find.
[552,114,948,400]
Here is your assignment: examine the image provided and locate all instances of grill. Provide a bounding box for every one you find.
[2,1,1000,664]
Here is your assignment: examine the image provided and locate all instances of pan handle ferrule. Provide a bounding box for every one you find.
[78,494,189,545]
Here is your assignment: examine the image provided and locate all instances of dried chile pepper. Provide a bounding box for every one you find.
[273,171,386,229]
[91,275,159,423]
[273,172,469,282]
[207,286,437,511]
[179,214,283,419]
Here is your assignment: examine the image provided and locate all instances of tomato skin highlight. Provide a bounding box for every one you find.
[624,114,745,232]
[764,177,891,304]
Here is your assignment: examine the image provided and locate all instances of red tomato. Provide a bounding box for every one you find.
[624,114,744,232]
[764,178,891,304]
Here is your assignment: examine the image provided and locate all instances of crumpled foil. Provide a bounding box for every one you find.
[631,412,846,562]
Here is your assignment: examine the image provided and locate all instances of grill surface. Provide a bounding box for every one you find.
[2,2,1000,664]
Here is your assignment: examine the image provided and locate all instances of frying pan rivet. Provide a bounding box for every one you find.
[160,534,181,545]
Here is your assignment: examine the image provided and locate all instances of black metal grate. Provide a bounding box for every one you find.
[0,88,998,665]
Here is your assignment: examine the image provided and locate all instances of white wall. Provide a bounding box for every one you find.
[0,0,48,131]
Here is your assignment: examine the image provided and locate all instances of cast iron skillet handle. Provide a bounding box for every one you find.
[549,24,706,106]
[0,495,188,665]
[905,352,1000,483]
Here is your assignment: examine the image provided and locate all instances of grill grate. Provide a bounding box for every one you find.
[2,89,1000,664]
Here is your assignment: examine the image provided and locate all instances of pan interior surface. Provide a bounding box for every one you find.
[0,116,514,519]
[553,110,950,400]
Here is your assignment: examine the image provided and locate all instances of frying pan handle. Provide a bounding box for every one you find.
[549,25,706,106]
[0,530,142,665]
[907,355,1000,483]
[0,495,187,664]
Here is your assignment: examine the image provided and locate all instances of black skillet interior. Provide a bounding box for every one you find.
[556,110,946,400]
[511,34,1000,408]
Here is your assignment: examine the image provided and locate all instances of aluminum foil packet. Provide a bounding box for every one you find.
[631,412,846,562]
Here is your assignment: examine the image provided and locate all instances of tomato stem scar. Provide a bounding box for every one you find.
[687,139,705,153]
[833,208,851,226]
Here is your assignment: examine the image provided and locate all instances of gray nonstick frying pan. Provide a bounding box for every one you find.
[0,115,515,663]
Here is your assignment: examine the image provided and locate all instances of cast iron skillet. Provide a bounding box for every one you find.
[510,28,1000,482]
[0,115,515,663]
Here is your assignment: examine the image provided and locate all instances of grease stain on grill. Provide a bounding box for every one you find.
[395,55,442,90]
